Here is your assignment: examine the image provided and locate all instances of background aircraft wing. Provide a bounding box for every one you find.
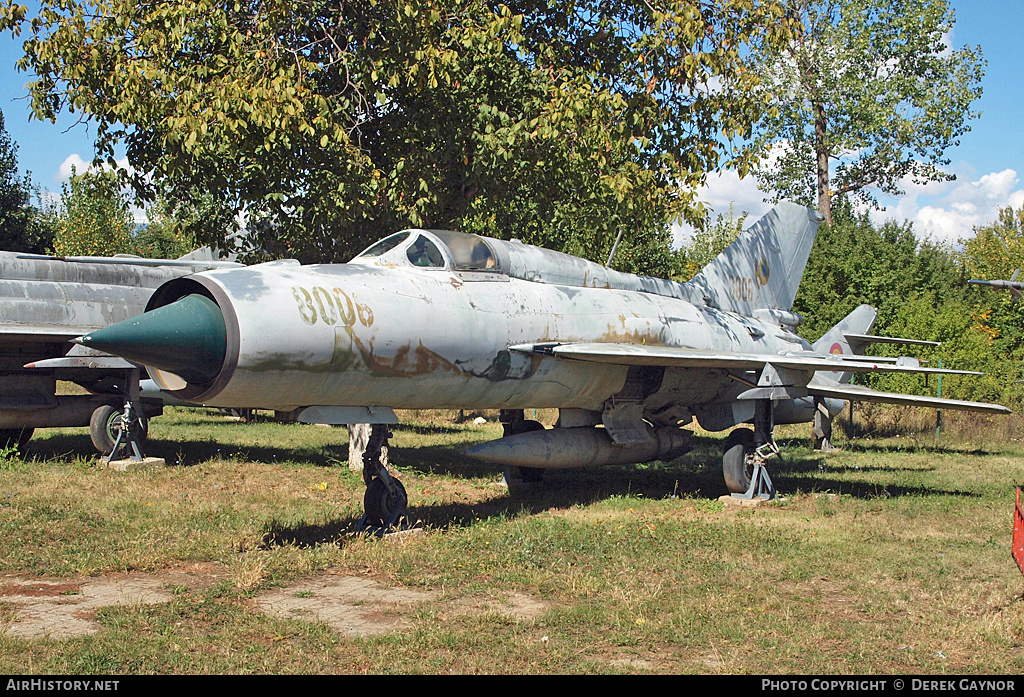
[16,253,243,269]
[807,383,1011,415]
[510,342,982,376]
[0,325,93,340]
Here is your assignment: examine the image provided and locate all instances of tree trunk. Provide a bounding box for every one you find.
[347,423,389,476]
[814,101,831,227]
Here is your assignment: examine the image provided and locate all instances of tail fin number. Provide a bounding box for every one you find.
[727,274,755,303]
[726,259,769,304]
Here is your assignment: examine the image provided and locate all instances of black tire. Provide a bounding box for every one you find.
[723,427,755,494]
[0,428,34,451]
[363,477,408,528]
[90,405,148,456]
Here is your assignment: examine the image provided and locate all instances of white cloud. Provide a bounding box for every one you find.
[56,153,90,181]
[56,153,133,182]
[671,170,772,248]
[684,161,1024,250]
[876,168,1024,245]
[54,153,147,224]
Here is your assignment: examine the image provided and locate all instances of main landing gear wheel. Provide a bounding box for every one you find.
[723,427,755,494]
[363,477,408,530]
[723,405,777,501]
[90,404,148,457]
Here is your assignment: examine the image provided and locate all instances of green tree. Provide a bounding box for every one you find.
[795,199,965,338]
[743,0,984,226]
[959,206,1024,284]
[135,192,206,259]
[50,170,134,257]
[793,199,1008,403]
[958,205,1024,382]
[1,0,795,267]
[0,107,52,252]
[673,204,746,280]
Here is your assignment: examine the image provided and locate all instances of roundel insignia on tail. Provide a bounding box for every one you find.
[755,258,771,286]
[830,342,844,374]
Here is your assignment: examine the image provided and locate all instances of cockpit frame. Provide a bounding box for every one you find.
[352,229,509,281]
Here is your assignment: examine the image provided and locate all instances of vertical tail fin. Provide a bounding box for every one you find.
[810,305,878,386]
[683,202,822,316]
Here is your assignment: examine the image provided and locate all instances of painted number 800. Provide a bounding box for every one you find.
[291,286,373,327]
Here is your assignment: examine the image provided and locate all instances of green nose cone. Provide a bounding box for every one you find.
[76,294,226,385]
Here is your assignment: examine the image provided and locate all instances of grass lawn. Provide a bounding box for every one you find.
[0,407,1022,674]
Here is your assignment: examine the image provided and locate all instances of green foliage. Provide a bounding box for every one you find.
[793,199,1022,405]
[1,0,797,269]
[136,193,201,259]
[674,205,746,280]
[958,206,1024,383]
[795,198,964,338]
[0,108,53,252]
[743,0,984,225]
[959,206,1024,283]
[50,169,134,257]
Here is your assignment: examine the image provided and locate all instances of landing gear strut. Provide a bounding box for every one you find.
[91,403,148,459]
[499,409,545,495]
[98,368,148,462]
[723,399,778,501]
[813,397,837,451]
[357,424,408,532]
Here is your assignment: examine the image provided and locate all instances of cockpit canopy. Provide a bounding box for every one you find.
[350,226,697,306]
[352,229,504,273]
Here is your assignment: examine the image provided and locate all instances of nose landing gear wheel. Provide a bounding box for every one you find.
[363,477,409,530]
[90,404,148,457]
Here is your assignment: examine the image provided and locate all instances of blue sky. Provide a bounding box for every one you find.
[1,0,1021,244]
[677,0,1024,245]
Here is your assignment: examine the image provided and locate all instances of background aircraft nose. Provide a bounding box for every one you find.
[75,293,227,385]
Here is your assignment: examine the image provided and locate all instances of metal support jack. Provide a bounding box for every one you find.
[733,452,777,500]
[732,399,779,501]
[106,368,146,462]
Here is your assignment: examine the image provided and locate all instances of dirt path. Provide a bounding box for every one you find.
[0,566,548,640]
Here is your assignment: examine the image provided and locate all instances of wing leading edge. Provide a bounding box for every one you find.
[807,383,1010,415]
[510,342,982,377]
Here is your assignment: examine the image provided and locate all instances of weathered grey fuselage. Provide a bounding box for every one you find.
[146,223,814,429]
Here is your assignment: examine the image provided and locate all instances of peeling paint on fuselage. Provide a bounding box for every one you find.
[188,261,811,413]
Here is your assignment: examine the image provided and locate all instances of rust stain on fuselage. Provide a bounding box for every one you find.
[350,334,463,379]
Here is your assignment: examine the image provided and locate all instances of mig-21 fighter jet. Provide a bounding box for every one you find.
[75,202,1009,526]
